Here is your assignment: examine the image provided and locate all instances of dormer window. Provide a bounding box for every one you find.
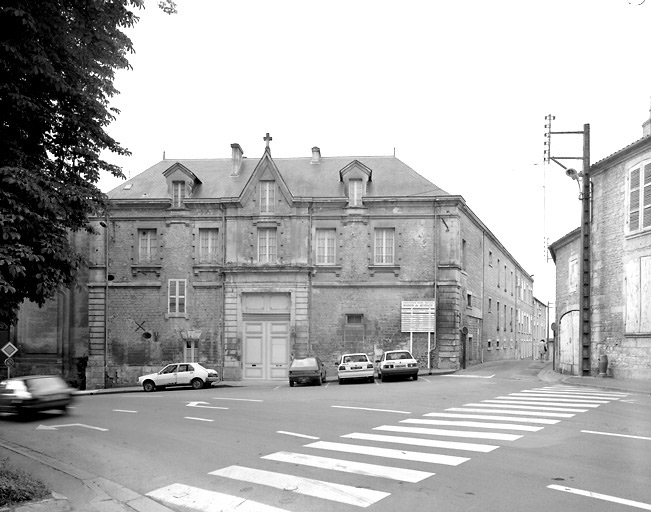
[349,179,363,207]
[172,181,186,208]
[260,181,275,214]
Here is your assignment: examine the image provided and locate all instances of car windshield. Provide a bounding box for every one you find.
[387,352,412,361]
[291,358,317,368]
[343,354,368,363]
[25,377,66,393]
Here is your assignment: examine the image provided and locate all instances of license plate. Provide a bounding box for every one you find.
[351,366,361,370]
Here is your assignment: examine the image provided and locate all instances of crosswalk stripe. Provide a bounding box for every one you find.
[483,399,600,408]
[374,424,523,440]
[261,451,434,482]
[470,402,588,412]
[401,418,544,432]
[425,412,560,424]
[305,440,470,466]
[448,407,575,418]
[540,387,627,396]
[342,432,499,452]
[210,465,389,508]
[147,483,290,512]
[516,391,620,400]
[498,395,608,404]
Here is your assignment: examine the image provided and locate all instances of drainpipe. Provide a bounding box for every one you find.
[101,210,109,388]
[220,203,226,381]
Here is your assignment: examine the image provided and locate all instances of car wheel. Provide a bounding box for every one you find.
[368,376,374,383]
[381,374,386,382]
[338,378,343,385]
[59,405,69,415]
[143,380,156,392]
[191,378,204,390]
[413,373,418,380]
[316,377,322,386]
[289,380,295,387]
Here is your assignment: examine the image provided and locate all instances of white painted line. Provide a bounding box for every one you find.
[448,407,575,418]
[342,432,499,453]
[184,417,215,422]
[506,394,610,403]
[210,465,389,507]
[483,399,600,408]
[112,409,137,413]
[425,412,560,424]
[518,391,620,400]
[376,424,524,440]
[331,405,411,414]
[581,430,651,441]
[471,402,588,412]
[402,418,544,432]
[36,423,108,431]
[147,483,289,512]
[540,387,627,397]
[548,484,651,510]
[443,374,495,379]
[187,401,229,410]
[262,451,434,483]
[277,431,319,440]
[212,397,263,402]
[420,377,432,383]
[306,440,470,466]
[495,393,610,407]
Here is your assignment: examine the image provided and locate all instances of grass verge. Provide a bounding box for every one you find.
[0,458,50,507]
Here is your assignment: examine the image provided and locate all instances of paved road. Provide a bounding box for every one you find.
[1,360,650,512]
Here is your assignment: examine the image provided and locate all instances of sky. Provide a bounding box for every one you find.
[98,0,651,308]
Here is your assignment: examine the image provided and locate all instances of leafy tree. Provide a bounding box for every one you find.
[0,1,175,330]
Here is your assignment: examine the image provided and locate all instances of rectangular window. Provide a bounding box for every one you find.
[374,228,395,265]
[510,307,513,332]
[172,181,185,208]
[504,264,507,291]
[260,181,275,213]
[466,293,472,308]
[346,314,363,324]
[629,163,651,232]
[316,229,336,265]
[462,239,467,271]
[349,179,363,207]
[168,279,186,314]
[258,228,277,263]
[488,298,492,312]
[138,229,157,263]
[497,258,501,286]
[569,257,578,292]
[489,250,493,266]
[199,228,219,263]
[497,301,500,330]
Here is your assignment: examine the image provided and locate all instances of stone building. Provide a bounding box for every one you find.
[549,110,651,379]
[6,137,535,388]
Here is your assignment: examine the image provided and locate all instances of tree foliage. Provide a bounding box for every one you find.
[0,1,175,329]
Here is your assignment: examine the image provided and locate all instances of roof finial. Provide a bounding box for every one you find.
[263,132,272,150]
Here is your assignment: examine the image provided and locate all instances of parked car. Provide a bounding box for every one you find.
[0,375,75,416]
[337,353,375,384]
[288,356,327,387]
[138,363,219,392]
[376,350,419,381]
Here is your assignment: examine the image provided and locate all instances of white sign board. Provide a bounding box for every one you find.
[1,342,18,358]
[401,300,436,333]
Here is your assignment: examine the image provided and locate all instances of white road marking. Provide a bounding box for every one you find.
[443,374,495,378]
[375,424,523,440]
[342,432,499,453]
[581,430,651,441]
[402,418,544,432]
[112,409,137,413]
[548,484,651,510]
[187,401,229,410]
[210,465,389,507]
[540,387,627,397]
[505,394,610,403]
[147,483,289,512]
[448,407,575,418]
[305,440,469,466]
[482,399,599,408]
[212,397,263,402]
[277,431,320,440]
[184,417,214,422]
[36,423,108,431]
[495,393,610,407]
[425,412,560,424]
[262,451,434,482]
[471,402,589,412]
[331,405,411,414]
[516,391,620,400]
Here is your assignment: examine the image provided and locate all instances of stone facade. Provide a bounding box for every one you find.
[9,141,536,388]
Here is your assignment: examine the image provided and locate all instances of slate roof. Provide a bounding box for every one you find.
[106,153,449,201]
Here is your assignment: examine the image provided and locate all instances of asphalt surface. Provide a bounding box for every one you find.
[1,361,649,512]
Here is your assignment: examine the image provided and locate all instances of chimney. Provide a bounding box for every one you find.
[231,143,243,176]
[311,146,321,164]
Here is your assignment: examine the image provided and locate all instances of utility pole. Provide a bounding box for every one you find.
[544,115,592,376]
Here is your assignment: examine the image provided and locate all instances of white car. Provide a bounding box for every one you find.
[337,353,375,384]
[138,363,219,392]
[376,350,419,381]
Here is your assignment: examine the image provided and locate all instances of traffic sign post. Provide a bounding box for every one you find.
[2,343,18,379]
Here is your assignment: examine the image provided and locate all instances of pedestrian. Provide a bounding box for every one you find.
[538,339,548,361]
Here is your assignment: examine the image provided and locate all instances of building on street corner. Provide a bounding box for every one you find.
[6,137,538,388]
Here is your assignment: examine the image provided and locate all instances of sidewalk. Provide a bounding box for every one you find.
[2,362,649,511]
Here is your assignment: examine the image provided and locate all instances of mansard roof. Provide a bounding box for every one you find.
[106,154,449,201]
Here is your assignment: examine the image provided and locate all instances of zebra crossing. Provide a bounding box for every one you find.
[146,385,628,511]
